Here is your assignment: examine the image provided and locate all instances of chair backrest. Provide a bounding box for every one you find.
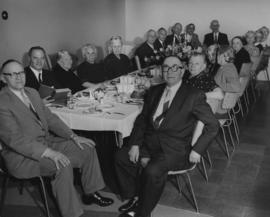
[122,44,135,58]
[239,76,250,96]
[239,63,252,77]
[206,98,221,114]
[222,92,239,109]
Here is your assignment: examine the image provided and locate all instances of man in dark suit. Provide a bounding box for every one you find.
[181,23,202,49]
[25,46,59,102]
[115,56,219,217]
[53,50,84,94]
[0,60,113,217]
[153,27,167,51]
[203,20,229,47]
[134,29,157,68]
[164,22,183,48]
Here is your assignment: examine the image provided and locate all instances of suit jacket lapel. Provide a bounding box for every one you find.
[4,88,39,124]
[24,89,46,127]
[159,83,189,128]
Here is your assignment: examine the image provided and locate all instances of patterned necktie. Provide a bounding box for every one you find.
[153,88,171,128]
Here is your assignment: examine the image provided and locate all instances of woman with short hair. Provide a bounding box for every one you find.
[214,45,240,93]
[104,36,133,80]
[77,44,107,88]
[232,36,251,73]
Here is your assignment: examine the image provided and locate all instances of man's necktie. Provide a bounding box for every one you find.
[153,88,171,128]
[38,73,42,83]
[214,33,218,43]
[21,91,42,123]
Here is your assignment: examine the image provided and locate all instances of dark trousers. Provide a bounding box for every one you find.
[115,146,172,217]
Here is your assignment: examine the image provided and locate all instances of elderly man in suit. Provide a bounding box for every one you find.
[164,22,183,48]
[0,60,113,217]
[154,27,167,51]
[134,29,157,68]
[181,23,202,49]
[115,56,219,217]
[203,20,229,47]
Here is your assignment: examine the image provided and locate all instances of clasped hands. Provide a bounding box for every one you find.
[42,134,95,170]
[128,145,201,166]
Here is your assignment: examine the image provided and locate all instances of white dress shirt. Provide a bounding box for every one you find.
[30,66,43,82]
[153,80,182,121]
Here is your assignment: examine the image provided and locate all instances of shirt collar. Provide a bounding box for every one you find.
[147,42,154,50]
[30,66,42,80]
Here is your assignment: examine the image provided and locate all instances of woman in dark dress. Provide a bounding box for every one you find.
[183,53,223,100]
[232,36,251,74]
[53,50,84,94]
[104,36,133,80]
[77,44,107,89]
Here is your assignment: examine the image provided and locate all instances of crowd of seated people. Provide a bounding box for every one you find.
[1,19,270,217]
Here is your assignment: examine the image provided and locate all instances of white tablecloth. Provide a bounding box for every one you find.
[50,102,142,138]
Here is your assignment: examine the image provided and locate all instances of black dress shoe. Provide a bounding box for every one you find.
[118,197,138,213]
[82,192,114,206]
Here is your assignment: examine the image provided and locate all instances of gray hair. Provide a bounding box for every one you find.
[81,44,97,59]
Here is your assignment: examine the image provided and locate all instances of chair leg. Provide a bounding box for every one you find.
[227,125,235,152]
[175,175,182,195]
[185,173,199,213]
[38,177,51,217]
[232,117,240,145]
[221,126,230,159]
[200,158,208,182]
[0,175,9,215]
[205,150,212,168]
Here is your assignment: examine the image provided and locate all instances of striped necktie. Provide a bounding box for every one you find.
[153,88,171,128]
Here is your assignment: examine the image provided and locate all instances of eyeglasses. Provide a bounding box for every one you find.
[162,64,183,73]
[3,71,25,78]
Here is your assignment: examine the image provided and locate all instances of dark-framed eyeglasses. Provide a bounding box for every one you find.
[3,71,25,78]
[162,64,183,73]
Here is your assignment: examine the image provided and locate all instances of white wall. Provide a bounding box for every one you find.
[125,0,270,44]
[0,0,125,63]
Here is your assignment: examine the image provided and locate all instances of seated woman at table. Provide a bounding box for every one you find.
[244,31,260,58]
[77,44,107,89]
[232,36,251,74]
[104,36,133,80]
[53,50,85,94]
[255,29,265,53]
[183,53,223,100]
[214,46,240,93]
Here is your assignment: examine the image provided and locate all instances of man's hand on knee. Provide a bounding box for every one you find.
[189,150,201,163]
[128,145,140,163]
[70,134,96,149]
[42,148,70,170]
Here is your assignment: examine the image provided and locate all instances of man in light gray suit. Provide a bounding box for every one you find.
[0,60,113,217]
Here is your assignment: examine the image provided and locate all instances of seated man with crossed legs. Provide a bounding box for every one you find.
[0,59,113,217]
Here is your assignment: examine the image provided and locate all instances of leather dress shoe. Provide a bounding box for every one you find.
[82,192,114,206]
[118,197,138,213]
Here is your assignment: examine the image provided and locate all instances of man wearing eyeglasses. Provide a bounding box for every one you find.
[115,56,219,217]
[0,60,114,217]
